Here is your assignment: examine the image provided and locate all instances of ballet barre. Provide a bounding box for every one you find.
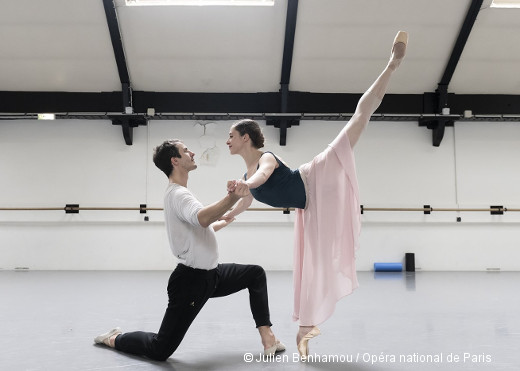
[1,205,518,215]
[0,205,294,214]
[0,205,162,213]
[360,205,516,215]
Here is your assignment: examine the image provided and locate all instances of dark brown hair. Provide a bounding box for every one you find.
[153,139,182,178]
[232,119,265,149]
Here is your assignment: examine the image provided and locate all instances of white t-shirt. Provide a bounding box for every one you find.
[164,183,219,270]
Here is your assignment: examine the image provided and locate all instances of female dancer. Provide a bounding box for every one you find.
[224,31,408,359]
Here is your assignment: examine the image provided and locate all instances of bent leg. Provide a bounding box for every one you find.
[115,267,217,361]
[211,263,272,328]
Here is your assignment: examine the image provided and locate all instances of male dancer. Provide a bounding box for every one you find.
[94,139,284,361]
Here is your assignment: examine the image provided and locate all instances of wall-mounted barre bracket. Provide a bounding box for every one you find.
[65,204,79,214]
[140,204,147,214]
[424,205,431,215]
[490,205,504,215]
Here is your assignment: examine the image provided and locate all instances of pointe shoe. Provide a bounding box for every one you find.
[393,31,408,50]
[264,339,286,356]
[94,327,122,347]
[297,326,321,360]
[389,31,408,69]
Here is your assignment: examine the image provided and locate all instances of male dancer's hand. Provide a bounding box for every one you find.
[227,180,237,193]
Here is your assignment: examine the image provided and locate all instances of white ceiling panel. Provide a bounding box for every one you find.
[0,0,519,97]
[115,0,287,92]
[0,0,120,92]
[450,6,520,94]
[290,0,471,94]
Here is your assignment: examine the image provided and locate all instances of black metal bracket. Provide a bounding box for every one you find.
[418,0,483,147]
[490,205,504,215]
[140,204,147,214]
[266,117,300,146]
[110,115,148,145]
[418,85,456,147]
[65,204,79,214]
[424,205,431,215]
[266,80,300,146]
[418,116,455,147]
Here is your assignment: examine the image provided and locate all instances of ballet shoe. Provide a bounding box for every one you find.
[264,339,286,356]
[393,31,408,50]
[297,326,321,360]
[389,31,408,69]
[94,327,122,347]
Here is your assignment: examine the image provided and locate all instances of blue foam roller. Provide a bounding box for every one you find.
[374,262,403,272]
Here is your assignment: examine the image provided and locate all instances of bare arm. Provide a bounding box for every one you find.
[197,193,241,228]
[244,153,277,189]
[212,217,235,232]
[225,193,254,219]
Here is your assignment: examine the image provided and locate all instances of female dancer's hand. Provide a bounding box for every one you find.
[234,179,251,197]
[219,214,235,222]
[212,217,235,232]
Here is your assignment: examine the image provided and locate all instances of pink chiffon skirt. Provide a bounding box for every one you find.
[293,127,361,326]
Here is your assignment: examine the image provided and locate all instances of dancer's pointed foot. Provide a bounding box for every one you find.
[297,326,321,361]
[94,327,121,348]
[389,31,408,70]
[259,326,286,355]
[264,339,286,356]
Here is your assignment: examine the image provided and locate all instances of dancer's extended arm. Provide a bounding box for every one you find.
[223,193,253,219]
[212,217,235,232]
[197,192,242,228]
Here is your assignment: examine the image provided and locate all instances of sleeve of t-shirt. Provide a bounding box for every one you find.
[171,188,203,227]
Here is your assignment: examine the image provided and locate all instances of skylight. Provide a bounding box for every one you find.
[125,0,274,6]
[490,0,520,8]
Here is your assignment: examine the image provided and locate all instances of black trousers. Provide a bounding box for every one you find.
[114,263,272,361]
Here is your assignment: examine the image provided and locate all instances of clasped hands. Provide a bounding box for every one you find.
[219,179,250,223]
[227,179,251,197]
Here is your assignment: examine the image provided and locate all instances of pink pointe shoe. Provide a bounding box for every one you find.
[297,326,321,361]
[389,31,408,70]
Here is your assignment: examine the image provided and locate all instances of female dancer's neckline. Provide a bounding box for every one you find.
[244,150,265,168]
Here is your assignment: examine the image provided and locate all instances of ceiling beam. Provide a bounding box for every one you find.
[0,91,122,112]
[102,0,130,87]
[439,0,484,88]
[268,0,300,145]
[1,91,520,117]
[103,0,140,144]
[424,0,484,146]
[280,0,298,87]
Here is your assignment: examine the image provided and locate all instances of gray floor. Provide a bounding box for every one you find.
[1,270,519,370]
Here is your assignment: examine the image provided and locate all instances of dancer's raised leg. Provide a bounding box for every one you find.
[345,31,408,148]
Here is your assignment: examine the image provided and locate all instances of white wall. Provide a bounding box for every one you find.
[1,119,519,271]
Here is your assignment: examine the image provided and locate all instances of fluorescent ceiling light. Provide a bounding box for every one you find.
[126,0,274,6]
[490,0,520,8]
[37,114,55,120]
